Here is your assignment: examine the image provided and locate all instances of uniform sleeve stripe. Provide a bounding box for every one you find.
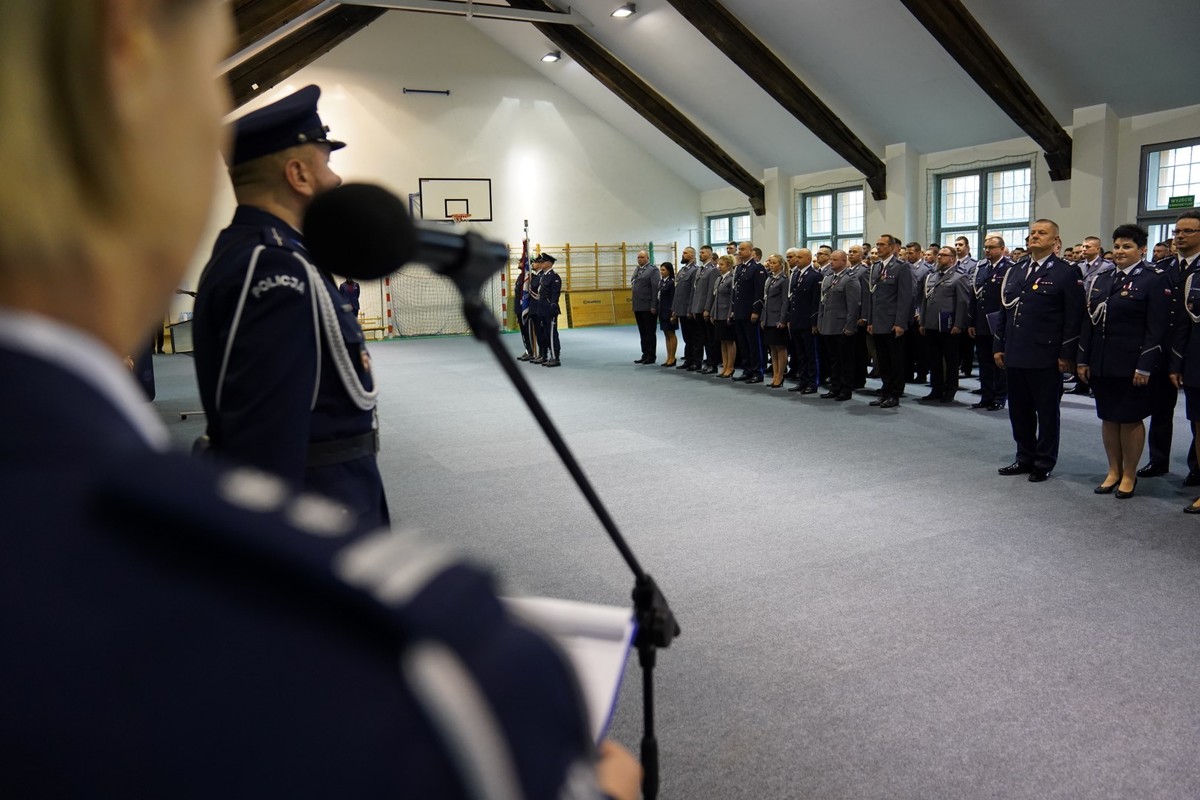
[402,642,525,800]
[333,528,454,605]
[215,245,267,411]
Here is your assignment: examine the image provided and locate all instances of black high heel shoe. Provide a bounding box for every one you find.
[1093,480,1119,494]
[1115,478,1137,499]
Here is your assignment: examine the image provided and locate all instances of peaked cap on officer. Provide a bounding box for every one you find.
[226,84,346,167]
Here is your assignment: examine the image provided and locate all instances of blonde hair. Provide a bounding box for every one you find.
[0,1,193,274]
[718,255,735,270]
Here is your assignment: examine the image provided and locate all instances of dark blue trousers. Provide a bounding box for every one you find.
[1006,365,1063,472]
[734,318,763,376]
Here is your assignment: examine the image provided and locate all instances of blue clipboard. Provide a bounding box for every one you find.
[984,310,1003,335]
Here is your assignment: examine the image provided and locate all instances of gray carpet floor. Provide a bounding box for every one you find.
[151,326,1200,800]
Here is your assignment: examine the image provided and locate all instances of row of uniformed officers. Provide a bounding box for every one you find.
[634,215,1200,509]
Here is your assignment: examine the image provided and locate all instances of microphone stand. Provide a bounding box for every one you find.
[441,233,680,800]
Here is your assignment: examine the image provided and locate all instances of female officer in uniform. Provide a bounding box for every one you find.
[761,254,791,388]
[710,254,738,378]
[657,261,677,367]
[1078,224,1171,498]
[0,2,639,797]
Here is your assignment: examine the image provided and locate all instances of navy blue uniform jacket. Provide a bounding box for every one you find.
[970,257,1012,333]
[1079,262,1171,377]
[193,206,384,524]
[787,266,822,329]
[731,259,767,321]
[993,254,1085,369]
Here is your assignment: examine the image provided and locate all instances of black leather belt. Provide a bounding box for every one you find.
[306,430,379,468]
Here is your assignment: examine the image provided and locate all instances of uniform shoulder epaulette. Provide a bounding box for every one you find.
[254,224,302,251]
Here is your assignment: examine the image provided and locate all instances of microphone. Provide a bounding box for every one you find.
[303,183,509,295]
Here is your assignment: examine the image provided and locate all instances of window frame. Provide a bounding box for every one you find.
[705,212,752,249]
[796,185,866,252]
[1138,137,1200,247]
[933,163,1033,255]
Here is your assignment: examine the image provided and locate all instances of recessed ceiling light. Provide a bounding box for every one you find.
[541,51,561,63]
[611,3,636,18]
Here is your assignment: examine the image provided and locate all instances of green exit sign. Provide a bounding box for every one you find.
[1168,195,1195,209]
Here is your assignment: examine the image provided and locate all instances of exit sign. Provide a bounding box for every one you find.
[1168,195,1195,209]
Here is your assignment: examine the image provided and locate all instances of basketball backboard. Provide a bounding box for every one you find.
[418,178,493,222]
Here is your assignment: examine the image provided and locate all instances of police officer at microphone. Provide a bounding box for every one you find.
[193,85,389,528]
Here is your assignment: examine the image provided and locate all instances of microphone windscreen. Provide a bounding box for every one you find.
[304,183,415,280]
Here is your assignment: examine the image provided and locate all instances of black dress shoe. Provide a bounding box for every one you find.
[801,386,818,394]
[1027,469,1050,482]
[767,381,784,389]
[661,361,675,368]
[700,366,716,374]
[686,364,700,372]
[745,375,763,384]
[787,384,804,392]
[675,362,690,370]
[921,391,939,401]
[1115,479,1137,499]
[987,403,1005,411]
[1093,481,1118,494]
[998,462,1033,476]
[970,388,983,395]
[518,353,532,362]
[1185,471,1200,487]
[970,401,989,409]
[869,398,884,406]
[820,391,837,399]
[1136,463,1168,478]
[835,393,852,401]
[732,373,750,382]
[940,393,955,403]
[1183,502,1200,514]
[880,397,899,408]
[634,358,646,364]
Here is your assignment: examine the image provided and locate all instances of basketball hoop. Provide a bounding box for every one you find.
[449,213,472,224]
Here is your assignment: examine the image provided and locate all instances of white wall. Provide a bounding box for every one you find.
[186,10,702,294]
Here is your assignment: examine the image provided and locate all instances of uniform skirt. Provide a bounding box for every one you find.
[1185,384,1200,422]
[659,315,677,333]
[1092,375,1152,423]
[714,320,735,341]
[762,325,788,348]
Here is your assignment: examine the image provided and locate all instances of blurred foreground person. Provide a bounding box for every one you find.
[0,2,638,798]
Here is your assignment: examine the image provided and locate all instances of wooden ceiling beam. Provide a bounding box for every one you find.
[232,0,329,54]
[225,4,387,109]
[663,0,888,200]
[504,0,767,214]
[899,0,1072,180]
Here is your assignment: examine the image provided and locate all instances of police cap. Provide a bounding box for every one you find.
[227,85,346,167]
[536,253,557,265]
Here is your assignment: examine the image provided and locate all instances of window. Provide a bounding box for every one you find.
[797,186,864,251]
[706,212,751,248]
[934,165,1031,256]
[1139,138,1200,250]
